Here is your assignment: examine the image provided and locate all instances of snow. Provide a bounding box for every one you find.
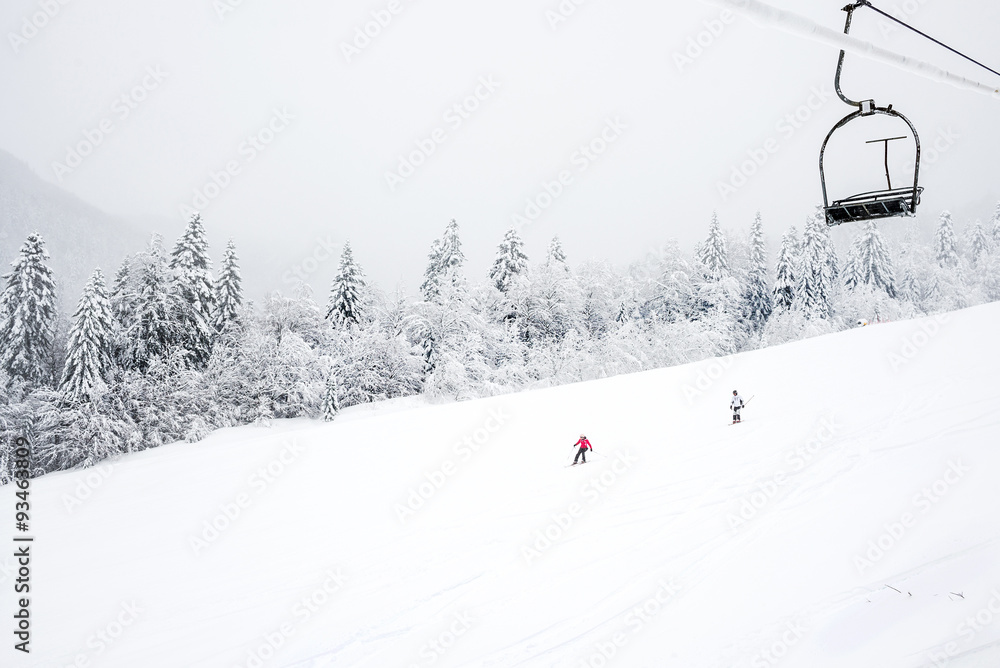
[5,303,1000,667]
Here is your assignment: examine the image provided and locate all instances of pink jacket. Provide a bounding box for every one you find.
[574,438,592,450]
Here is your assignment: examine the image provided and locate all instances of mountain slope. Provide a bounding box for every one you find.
[0,149,146,306]
[4,303,1000,668]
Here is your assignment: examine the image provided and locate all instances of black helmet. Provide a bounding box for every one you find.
[733,390,738,394]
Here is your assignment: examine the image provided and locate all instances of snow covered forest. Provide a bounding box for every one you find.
[2,204,999,480]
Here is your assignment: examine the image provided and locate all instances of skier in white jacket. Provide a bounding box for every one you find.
[730,390,744,424]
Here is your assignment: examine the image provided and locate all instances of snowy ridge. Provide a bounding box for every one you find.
[6,303,1000,668]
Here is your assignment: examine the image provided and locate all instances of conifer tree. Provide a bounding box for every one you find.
[124,235,184,370]
[61,269,114,402]
[818,210,839,287]
[322,375,340,421]
[843,221,896,297]
[420,219,465,302]
[489,227,529,293]
[170,213,215,364]
[773,227,798,310]
[547,236,568,270]
[110,257,132,319]
[421,238,445,302]
[745,212,772,326]
[696,212,729,280]
[967,221,990,265]
[107,257,133,367]
[990,203,1000,243]
[213,239,243,331]
[419,328,436,378]
[326,242,366,328]
[796,216,833,317]
[0,233,57,387]
[935,211,960,268]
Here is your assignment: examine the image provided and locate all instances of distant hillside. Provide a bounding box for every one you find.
[0,149,147,308]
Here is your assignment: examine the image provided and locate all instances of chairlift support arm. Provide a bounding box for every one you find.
[820,2,921,224]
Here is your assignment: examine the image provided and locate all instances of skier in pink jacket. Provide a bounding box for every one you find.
[572,434,592,465]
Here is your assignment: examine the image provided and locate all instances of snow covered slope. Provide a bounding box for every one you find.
[5,303,1000,668]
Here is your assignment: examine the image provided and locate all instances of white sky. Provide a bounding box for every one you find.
[2,0,998,300]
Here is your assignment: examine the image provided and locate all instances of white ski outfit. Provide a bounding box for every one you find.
[730,394,745,422]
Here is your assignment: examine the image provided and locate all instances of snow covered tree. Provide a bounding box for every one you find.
[108,256,140,370]
[843,221,896,297]
[326,241,366,328]
[696,212,729,280]
[321,374,339,421]
[0,233,57,388]
[773,227,798,310]
[796,216,833,317]
[60,269,114,402]
[266,282,325,348]
[421,238,445,302]
[967,221,990,265]
[547,236,569,270]
[170,213,215,365]
[120,235,186,371]
[818,212,839,286]
[420,219,465,302]
[330,324,422,406]
[489,227,528,293]
[744,212,772,327]
[991,203,1000,243]
[213,239,243,331]
[418,326,436,378]
[935,211,960,268]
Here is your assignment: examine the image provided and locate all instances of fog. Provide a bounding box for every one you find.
[2,0,998,299]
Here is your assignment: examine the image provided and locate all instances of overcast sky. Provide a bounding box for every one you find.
[2,0,998,300]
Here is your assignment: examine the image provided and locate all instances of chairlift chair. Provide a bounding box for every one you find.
[819,2,923,227]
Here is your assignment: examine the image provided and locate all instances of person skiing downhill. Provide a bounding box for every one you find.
[572,434,592,465]
[730,390,745,424]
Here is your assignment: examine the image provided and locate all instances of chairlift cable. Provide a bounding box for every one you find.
[855,1,1000,80]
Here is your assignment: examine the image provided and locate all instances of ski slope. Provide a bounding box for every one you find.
[5,303,1000,668]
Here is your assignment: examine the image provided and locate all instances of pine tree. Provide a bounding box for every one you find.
[547,236,568,270]
[796,216,833,317]
[213,239,243,331]
[419,327,436,378]
[123,235,184,371]
[843,221,896,297]
[841,235,862,293]
[817,209,839,286]
[61,269,114,402]
[967,221,990,265]
[773,227,798,310]
[420,238,444,302]
[326,241,366,328]
[991,203,1000,243]
[935,211,960,268]
[697,212,729,280]
[170,213,215,365]
[0,233,57,387]
[745,212,772,326]
[489,227,529,293]
[322,375,340,421]
[420,219,465,302]
[108,257,134,367]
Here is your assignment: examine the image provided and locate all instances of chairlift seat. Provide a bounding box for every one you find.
[824,186,923,226]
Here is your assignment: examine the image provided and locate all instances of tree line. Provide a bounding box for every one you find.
[2,203,999,479]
